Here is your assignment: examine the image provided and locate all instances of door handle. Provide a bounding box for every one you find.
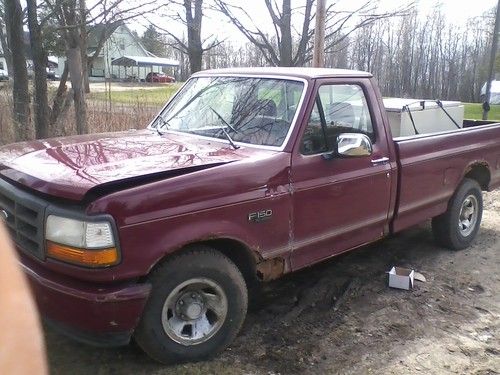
[371,157,390,165]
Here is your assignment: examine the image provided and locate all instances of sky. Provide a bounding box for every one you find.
[126,0,498,45]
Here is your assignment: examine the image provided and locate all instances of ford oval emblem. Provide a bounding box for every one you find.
[0,209,8,222]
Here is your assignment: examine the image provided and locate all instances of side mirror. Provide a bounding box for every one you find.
[323,133,373,160]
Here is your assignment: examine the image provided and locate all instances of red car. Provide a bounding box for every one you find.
[146,72,175,83]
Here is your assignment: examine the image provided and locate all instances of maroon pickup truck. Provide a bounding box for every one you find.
[1,68,499,363]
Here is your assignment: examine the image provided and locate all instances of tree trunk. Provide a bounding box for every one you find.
[27,0,50,139]
[5,0,30,141]
[188,49,203,73]
[50,62,70,126]
[62,2,88,135]
[185,0,204,74]
[79,0,90,93]
[67,47,87,134]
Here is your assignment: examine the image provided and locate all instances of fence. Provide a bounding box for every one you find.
[0,85,161,145]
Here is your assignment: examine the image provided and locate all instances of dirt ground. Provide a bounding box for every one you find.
[45,190,500,375]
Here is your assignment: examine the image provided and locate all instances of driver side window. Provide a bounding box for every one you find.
[301,84,374,155]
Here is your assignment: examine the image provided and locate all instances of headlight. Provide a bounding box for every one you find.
[46,216,114,248]
[45,215,119,267]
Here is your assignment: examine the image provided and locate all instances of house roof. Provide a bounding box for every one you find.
[87,22,153,58]
[111,55,179,67]
[87,21,123,50]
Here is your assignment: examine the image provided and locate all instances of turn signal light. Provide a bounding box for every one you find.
[46,241,119,267]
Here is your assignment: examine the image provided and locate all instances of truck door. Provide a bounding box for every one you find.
[290,79,393,270]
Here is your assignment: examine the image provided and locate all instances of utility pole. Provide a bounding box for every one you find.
[312,0,326,68]
[483,0,500,120]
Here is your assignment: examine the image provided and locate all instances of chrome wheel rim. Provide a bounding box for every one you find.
[161,278,228,346]
[458,194,478,237]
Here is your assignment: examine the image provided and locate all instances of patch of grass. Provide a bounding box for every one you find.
[463,103,500,121]
[90,83,182,106]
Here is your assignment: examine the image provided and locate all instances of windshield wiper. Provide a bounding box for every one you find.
[220,126,240,150]
[209,106,239,134]
[155,116,170,135]
[208,106,240,149]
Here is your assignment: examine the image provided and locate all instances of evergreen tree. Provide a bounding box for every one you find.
[141,25,166,56]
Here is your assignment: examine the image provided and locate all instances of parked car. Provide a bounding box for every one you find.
[146,72,175,83]
[0,68,499,364]
[46,67,59,81]
[0,68,9,81]
[26,67,60,81]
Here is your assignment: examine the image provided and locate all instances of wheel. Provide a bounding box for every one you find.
[432,178,483,250]
[134,247,248,364]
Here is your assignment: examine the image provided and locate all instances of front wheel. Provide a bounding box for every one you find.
[432,178,483,250]
[134,247,248,364]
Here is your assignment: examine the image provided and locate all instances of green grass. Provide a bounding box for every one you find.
[90,83,182,105]
[463,103,500,121]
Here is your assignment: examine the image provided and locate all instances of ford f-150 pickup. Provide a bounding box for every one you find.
[0,68,499,364]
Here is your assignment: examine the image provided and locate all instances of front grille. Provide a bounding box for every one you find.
[0,177,47,259]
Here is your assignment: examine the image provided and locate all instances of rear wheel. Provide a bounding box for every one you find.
[432,178,483,250]
[134,247,248,364]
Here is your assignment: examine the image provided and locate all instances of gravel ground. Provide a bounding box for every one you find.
[46,190,500,375]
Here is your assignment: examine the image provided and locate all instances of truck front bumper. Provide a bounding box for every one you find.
[20,255,151,347]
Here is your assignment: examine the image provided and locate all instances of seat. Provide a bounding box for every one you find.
[257,99,277,117]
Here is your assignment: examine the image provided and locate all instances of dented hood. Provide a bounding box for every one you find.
[0,130,268,201]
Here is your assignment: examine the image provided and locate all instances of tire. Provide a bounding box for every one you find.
[134,246,248,364]
[432,178,483,250]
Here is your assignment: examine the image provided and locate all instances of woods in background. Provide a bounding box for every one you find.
[184,3,493,103]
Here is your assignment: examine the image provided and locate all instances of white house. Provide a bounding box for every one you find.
[56,23,178,81]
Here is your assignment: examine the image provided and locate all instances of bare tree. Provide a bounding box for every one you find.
[330,4,493,103]
[4,0,30,140]
[216,0,411,67]
[152,0,222,74]
[45,0,88,134]
[27,0,50,139]
[216,0,314,67]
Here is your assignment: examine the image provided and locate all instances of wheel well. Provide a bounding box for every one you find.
[146,239,260,288]
[464,164,490,191]
[201,239,259,287]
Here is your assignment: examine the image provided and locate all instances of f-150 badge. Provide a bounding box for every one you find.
[248,209,273,223]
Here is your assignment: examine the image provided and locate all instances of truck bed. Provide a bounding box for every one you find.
[391,121,500,233]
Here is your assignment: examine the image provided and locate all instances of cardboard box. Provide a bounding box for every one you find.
[388,267,414,290]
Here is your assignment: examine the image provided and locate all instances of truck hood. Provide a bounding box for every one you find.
[0,130,272,201]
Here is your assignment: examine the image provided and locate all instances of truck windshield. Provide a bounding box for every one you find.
[151,76,305,148]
